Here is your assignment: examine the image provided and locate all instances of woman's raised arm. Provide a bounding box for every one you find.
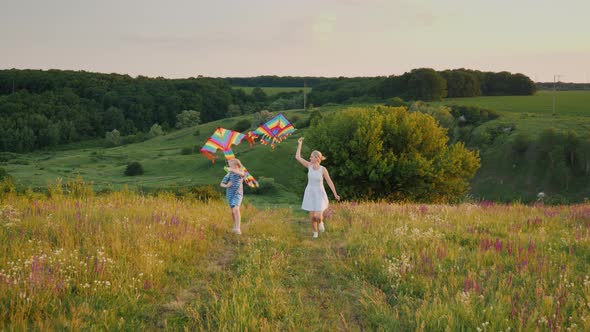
[295,137,311,168]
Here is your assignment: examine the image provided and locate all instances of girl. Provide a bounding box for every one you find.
[220,158,245,234]
[295,137,340,238]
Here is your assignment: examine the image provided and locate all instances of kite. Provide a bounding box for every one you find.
[200,127,258,188]
[249,113,296,149]
[199,127,253,163]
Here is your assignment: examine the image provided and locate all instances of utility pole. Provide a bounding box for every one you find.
[552,74,561,116]
[303,80,307,111]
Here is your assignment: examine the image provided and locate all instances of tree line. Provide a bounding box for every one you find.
[309,68,536,105]
[226,69,536,106]
[0,69,280,152]
[0,68,535,153]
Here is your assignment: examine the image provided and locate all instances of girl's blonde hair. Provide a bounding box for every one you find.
[229,158,242,168]
[311,150,326,162]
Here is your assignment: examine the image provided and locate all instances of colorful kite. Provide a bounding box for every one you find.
[200,127,253,163]
[200,127,258,188]
[250,113,296,149]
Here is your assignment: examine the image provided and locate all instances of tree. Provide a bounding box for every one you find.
[102,106,126,131]
[148,123,164,137]
[251,87,267,103]
[226,104,241,117]
[252,110,274,126]
[175,110,201,129]
[306,106,480,202]
[105,129,121,146]
[406,68,447,101]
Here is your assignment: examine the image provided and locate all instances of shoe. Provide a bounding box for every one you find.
[318,222,325,232]
[312,232,318,238]
[232,228,242,235]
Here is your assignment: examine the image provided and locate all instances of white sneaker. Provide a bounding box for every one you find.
[232,228,242,235]
[312,231,318,238]
[318,222,325,232]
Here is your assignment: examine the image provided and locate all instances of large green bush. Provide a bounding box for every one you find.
[306,106,480,202]
[124,162,144,176]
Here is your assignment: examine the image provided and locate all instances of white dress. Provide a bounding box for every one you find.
[301,165,329,212]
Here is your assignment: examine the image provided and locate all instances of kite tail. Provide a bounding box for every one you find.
[224,166,259,188]
[200,150,216,163]
[244,134,255,148]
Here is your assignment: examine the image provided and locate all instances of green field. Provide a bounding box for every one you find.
[233,86,311,96]
[1,194,588,330]
[439,90,590,116]
[434,90,590,137]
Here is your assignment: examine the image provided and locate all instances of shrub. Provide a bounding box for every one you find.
[0,176,15,197]
[180,147,193,155]
[124,162,144,176]
[250,177,278,195]
[232,119,252,132]
[65,175,94,199]
[309,110,323,126]
[296,118,311,129]
[149,123,164,137]
[175,185,223,202]
[449,105,500,126]
[384,97,407,107]
[0,167,9,181]
[105,129,122,147]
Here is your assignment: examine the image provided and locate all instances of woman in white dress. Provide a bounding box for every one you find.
[295,137,340,238]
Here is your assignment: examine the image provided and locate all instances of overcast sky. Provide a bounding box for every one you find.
[1,0,589,82]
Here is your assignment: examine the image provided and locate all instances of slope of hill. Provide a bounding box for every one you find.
[4,91,590,203]
[2,109,313,205]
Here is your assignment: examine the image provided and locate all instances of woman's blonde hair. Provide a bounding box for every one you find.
[311,150,326,162]
[229,158,242,168]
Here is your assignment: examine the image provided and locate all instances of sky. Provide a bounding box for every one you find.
[1,0,589,82]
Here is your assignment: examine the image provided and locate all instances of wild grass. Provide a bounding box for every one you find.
[1,190,588,330]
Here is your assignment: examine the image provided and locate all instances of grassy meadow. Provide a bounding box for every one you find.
[1,191,589,330]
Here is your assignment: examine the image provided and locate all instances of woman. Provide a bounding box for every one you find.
[295,137,340,238]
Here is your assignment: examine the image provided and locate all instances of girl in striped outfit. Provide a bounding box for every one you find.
[220,159,245,234]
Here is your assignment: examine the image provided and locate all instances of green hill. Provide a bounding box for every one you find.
[2,109,315,205]
[3,91,590,203]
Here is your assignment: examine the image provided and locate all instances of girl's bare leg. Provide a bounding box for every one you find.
[232,206,241,232]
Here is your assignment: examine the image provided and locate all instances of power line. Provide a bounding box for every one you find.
[552,74,561,116]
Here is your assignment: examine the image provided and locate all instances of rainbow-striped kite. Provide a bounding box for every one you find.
[200,127,258,188]
[200,127,253,163]
[250,113,296,149]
